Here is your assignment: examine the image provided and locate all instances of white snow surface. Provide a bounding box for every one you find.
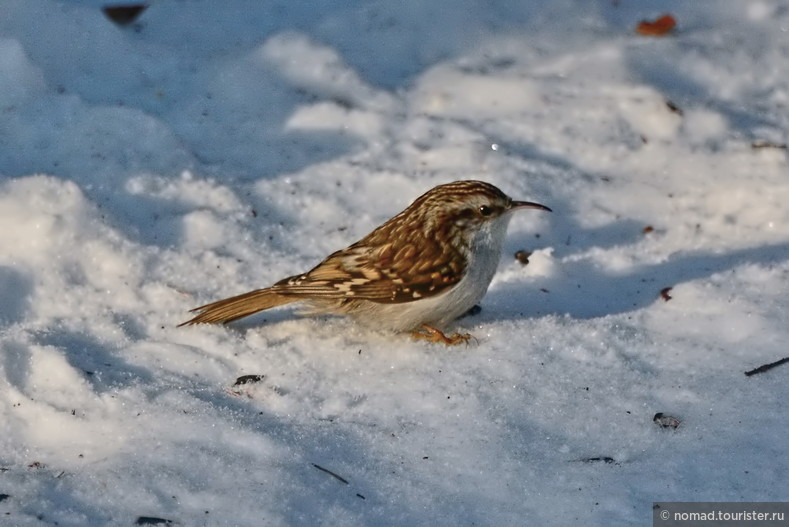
[1,1,788,525]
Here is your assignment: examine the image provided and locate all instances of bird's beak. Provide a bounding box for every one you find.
[510,200,552,212]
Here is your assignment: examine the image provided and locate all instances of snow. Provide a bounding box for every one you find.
[1,0,788,525]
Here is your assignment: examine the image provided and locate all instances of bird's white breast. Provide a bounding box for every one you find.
[357,213,513,331]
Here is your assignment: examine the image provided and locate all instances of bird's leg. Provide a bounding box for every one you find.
[411,324,474,346]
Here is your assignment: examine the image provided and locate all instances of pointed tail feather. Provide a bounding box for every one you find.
[178,288,295,326]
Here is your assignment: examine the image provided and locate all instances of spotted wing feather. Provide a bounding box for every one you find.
[272,236,464,304]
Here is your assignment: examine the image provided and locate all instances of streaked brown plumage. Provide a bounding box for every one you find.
[179,180,551,343]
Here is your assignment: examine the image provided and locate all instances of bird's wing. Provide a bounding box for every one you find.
[271,240,464,304]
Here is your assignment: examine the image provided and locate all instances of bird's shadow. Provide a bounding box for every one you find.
[458,117,789,324]
[483,241,789,321]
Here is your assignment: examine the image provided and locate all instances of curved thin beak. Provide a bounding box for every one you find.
[510,200,552,213]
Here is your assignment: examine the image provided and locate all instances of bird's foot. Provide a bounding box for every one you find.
[411,324,474,346]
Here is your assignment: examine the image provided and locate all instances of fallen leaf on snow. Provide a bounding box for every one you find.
[636,14,676,36]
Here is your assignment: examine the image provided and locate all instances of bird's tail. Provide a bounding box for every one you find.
[178,288,295,326]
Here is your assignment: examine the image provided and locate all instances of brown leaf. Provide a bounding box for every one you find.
[514,250,532,265]
[233,374,264,386]
[102,4,148,26]
[636,14,676,36]
[653,412,681,429]
[665,100,683,115]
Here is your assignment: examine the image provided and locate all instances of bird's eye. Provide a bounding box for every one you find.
[478,205,493,217]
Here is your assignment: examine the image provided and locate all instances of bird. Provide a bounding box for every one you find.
[179,180,551,345]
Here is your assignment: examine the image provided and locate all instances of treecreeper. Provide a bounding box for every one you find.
[180,180,551,345]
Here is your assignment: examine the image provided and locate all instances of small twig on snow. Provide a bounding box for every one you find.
[744,357,789,377]
[311,463,349,485]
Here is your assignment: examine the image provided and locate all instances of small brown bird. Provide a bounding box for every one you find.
[180,180,551,344]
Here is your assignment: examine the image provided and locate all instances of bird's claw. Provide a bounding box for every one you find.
[412,324,475,346]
